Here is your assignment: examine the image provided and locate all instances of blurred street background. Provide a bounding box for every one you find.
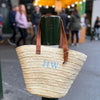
[0,0,100,100]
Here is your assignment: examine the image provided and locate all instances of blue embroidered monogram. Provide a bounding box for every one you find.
[51,62,59,69]
[43,60,46,68]
[42,60,59,69]
[47,61,49,68]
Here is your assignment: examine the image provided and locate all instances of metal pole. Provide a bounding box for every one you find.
[0,61,3,99]
[41,16,59,100]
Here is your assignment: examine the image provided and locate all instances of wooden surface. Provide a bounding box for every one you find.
[68,26,86,44]
[27,27,34,35]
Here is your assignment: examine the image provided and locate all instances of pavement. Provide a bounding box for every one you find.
[0,38,100,100]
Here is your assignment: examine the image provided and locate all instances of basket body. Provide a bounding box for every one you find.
[16,45,87,98]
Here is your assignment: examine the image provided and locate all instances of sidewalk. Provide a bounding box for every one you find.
[0,39,100,100]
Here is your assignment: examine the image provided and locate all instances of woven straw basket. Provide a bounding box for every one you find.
[16,15,87,98]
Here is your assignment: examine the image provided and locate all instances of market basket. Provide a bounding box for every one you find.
[16,15,87,98]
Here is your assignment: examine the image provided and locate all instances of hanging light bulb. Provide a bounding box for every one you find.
[68,6,70,9]
[34,2,37,6]
[72,4,75,7]
[35,0,38,2]
[34,0,39,6]
[45,6,49,9]
[75,2,78,4]
[52,5,55,8]
[83,0,86,2]
[39,5,42,8]
[79,1,82,4]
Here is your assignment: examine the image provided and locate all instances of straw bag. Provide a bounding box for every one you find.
[16,15,87,98]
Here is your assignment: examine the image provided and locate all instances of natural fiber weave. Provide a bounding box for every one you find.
[16,45,87,98]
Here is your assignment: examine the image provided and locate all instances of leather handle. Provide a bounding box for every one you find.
[60,19,69,63]
[36,15,69,63]
[36,19,41,54]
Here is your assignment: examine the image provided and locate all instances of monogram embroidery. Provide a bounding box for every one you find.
[42,60,59,69]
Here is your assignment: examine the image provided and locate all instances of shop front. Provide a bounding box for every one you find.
[33,0,87,44]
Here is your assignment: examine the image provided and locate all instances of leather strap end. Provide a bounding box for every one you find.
[63,51,69,64]
[36,50,41,54]
[36,46,41,54]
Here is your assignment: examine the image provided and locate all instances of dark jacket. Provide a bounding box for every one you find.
[94,20,100,29]
[31,11,41,26]
[60,13,69,34]
[69,13,81,31]
[9,10,17,27]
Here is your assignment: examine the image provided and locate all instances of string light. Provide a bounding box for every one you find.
[45,6,49,9]
[34,2,37,6]
[35,0,38,2]
[75,2,78,4]
[39,5,42,7]
[35,0,85,8]
[79,1,82,4]
[68,6,70,9]
[34,0,39,6]
[52,5,55,8]
[83,0,86,2]
[72,4,75,7]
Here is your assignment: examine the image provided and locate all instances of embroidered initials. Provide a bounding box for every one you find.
[42,60,59,69]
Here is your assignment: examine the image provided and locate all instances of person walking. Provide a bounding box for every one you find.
[69,8,81,46]
[16,4,28,46]
[59,8,69,40]
[94,17,100,40]
[31,6,41,44]
[8,6,18,46]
